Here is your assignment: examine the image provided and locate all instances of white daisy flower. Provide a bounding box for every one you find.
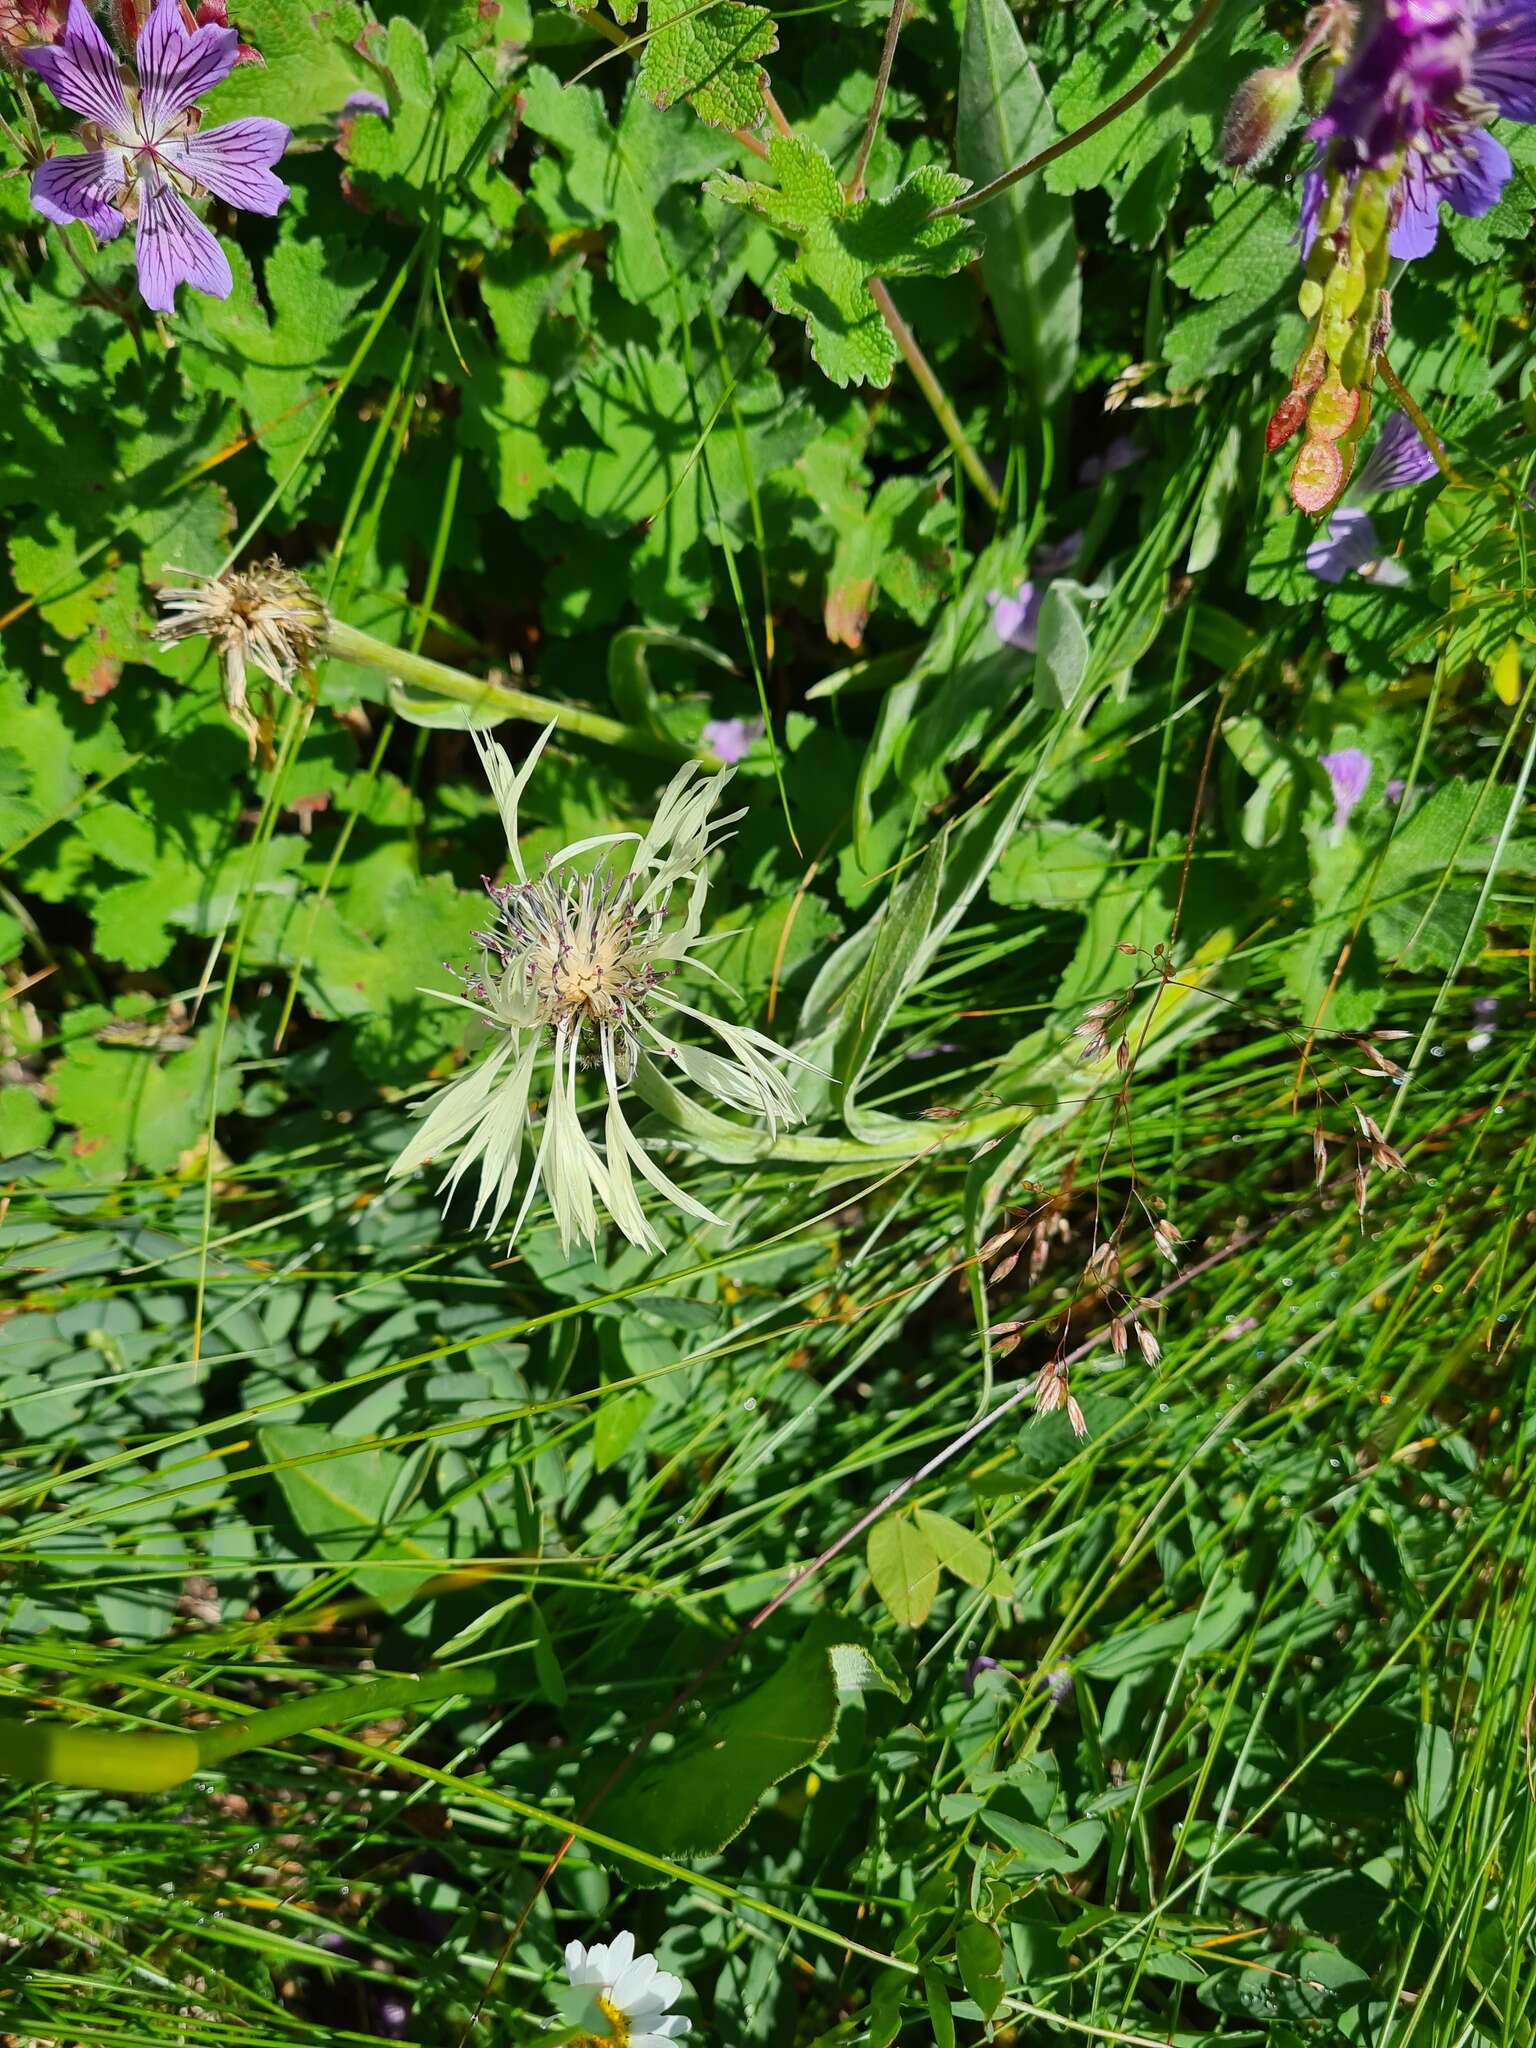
[560,1930,691,2046]
[388,726,805,1251]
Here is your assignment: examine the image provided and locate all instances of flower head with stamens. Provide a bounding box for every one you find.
[558,1932,691,2048]
[154,558,327,751]
[21,0,289,313]
[389,728,806,1254]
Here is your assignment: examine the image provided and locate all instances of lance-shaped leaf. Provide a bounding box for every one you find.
[709,138,982,387]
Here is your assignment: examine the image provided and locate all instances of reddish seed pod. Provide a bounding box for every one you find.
[1266,388,1310,453]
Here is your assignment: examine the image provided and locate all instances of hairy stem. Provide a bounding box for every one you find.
[847,0,908,201]
[323,618,706,761]
[929,0,1224,220]
[867,279,1002,509]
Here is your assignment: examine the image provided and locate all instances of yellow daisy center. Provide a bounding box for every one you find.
[571,1996,630,2047]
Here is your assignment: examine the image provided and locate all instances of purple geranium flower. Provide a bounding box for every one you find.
[1306,0,1536,258]
[21,0,288,313]
[1306,410,1442,580]
[1320,746,1373,829]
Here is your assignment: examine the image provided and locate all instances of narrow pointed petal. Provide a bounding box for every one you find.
[388,1032,517,1183]
[472,723,554,880]
[159,116,290,214]
[135,0,237,132]
[20,0,131,130]
[30,148,128,240]
[133,173,231,311]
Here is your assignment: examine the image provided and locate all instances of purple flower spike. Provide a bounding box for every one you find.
[21,0,289,314]
[1306,505,1382,583]
[1355,409,1443,492]
[1320,747,1373,831]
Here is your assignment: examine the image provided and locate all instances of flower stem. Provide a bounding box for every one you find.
[846,0,908,201]
[0,1667,498,1794]
[929,0,1224,220]
[322,618,706,762]
[867,279,1001,510]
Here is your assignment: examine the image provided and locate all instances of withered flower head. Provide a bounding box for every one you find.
[154,559,328,751]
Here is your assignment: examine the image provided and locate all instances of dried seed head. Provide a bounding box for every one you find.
[1085,1240,1119,1285]
[979,1226,1018,1261]
[1151,1219,1183,1265]
[1312,1122,1328,1188]
[1357,1112,1406,1173]
[155,560,328,753]
[1034,1367,1064,1417]
[1066,1395,1088,1440]
[1136,1323,1162,1368]
[989,1249,1022,1287]
[1110,1315,1129,1357]
[1354,1163,1370,1221]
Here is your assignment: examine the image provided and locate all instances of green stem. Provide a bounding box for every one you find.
[323,618,704,762]
[866,280,1001,511]
[0,1667,498,1795]
[929,0,1224,221]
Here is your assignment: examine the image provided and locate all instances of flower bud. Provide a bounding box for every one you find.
[1221,64,1304,172]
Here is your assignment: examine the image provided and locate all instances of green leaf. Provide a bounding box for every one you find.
[981,1810,1105,1872]
[0,1087,51,1157]
[204,0,376,129]
[835,830,945,1137]
[1033,582,1091,713]
[867,1515,942,1628]
[640,0,778,131]
[593,1387,653,1471]
[709,139,981,387]
[591,1621,849,1869]
[913,1508,996,1592]
[956,0,1080,416]
[259,1425,446,1611]
[338,13,520,238]
[954,1917,1005,2021]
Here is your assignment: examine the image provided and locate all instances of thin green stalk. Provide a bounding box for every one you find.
[322,617,710,761]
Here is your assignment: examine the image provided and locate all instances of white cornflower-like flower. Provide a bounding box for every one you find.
[559,1930,691,2046]
[389,727,804,1251]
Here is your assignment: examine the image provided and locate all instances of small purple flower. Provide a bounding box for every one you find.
[1467,993,1499,1050]
[1306,411,1442,582]
[1320,746,1373,830]
[1306,0,1536,258]
[1306,504,1383,583]
[701,716,762,765]
[988,580,1043,652]
[1384,777,1407,802]
[21,0,289,314]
